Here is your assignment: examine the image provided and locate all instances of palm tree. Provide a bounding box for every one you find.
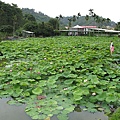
[56,14,63,30]
[72,15,77,22]
[77,12,81,19]
[68,18,72,28]
[106,18,111,23]
[85,15,89,21]
[89,9,94,16]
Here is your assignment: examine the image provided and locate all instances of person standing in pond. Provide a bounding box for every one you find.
[110,43,114,55]
[110,41,113,49]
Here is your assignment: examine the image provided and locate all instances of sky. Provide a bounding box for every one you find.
[2,0,120,23]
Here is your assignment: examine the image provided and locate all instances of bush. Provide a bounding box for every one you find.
[109,108,120,120]
[0,32,6,41]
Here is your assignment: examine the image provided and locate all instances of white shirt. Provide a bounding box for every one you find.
[110,42,113,49]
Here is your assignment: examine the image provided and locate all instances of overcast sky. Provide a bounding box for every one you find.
[2,0,120,23]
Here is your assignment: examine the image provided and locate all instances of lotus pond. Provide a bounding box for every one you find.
[0,36,120,120]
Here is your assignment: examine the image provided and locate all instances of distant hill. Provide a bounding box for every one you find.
[22,8,116,28]
[22,8,51,23]
[60,16,116,28]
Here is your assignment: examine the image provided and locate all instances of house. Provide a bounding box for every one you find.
[60,25,97,36]
[88,28,120,36]
[60,25,120,36]
[69,25,97,35]
[22,30,35,37]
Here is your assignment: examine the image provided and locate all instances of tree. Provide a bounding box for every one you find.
[23,21,38,34]
[0,1,23,35]
[48,18,59,30]
[115,22,120,31]
[56,14,63,30]
[89,9,94,16]
[85,15,89,21]
[23,14,36,22]
[68,18,72,28]
[0,25,13,34]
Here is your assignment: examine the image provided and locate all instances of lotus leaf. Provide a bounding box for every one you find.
[32,87,42,95]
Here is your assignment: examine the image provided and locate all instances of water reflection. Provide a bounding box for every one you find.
[0,98,32,120]
[0,98,108,120]
[51,110,108,120]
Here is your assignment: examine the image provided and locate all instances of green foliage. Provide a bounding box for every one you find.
[0,36,120,120]
[48,18,59,30]
[23,14,36,22]
[0,1,23,29]
[22,8,50,23]
[0,32,6,41]
[109,108,120,120]
[0,25,13,34]
[115,22,120,31]
[23,21,38,32]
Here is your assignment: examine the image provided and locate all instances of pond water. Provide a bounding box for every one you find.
[0,98,108,120]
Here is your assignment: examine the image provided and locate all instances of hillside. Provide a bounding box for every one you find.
[22,8,51,23]
[22,8,116,28]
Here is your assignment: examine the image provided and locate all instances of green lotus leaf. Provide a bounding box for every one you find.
[88,75,99,84]
[47,100,57,105]
[57,114,68,120]
[64,79,74,85]
[32,87,42,95]
[16,88,23,94]
[20,81,29,86]
[106,94,117,103]
[73,95,82,101]
[6,89,13,95]
[96,92,106,101]
[22,91,30,97]
[94,88,103,94]
[64,106,74,112]
[47,79,56,85]
[36,76,41,80]
[109,74,116,78]
[39,80,46,87]
[48,75,59,81]
[86,102,96,108]
[67,74,78,78]
[87,108,97,112]
[10,80,20,84]
[56,106,64,110]
[28,79,36,82]
[87,84,96,88]
[32,115,39,120]
[82,88,89,95]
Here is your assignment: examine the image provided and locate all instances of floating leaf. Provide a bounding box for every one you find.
[57,114,68,120]
[64,79,74,85]
[20,81,29,86]
[88,75,99,84]
[32,87,42,95]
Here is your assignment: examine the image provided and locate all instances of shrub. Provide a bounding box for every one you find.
[109,108,120,120]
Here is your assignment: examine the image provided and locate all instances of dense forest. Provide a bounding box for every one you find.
[0,0,119,38]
